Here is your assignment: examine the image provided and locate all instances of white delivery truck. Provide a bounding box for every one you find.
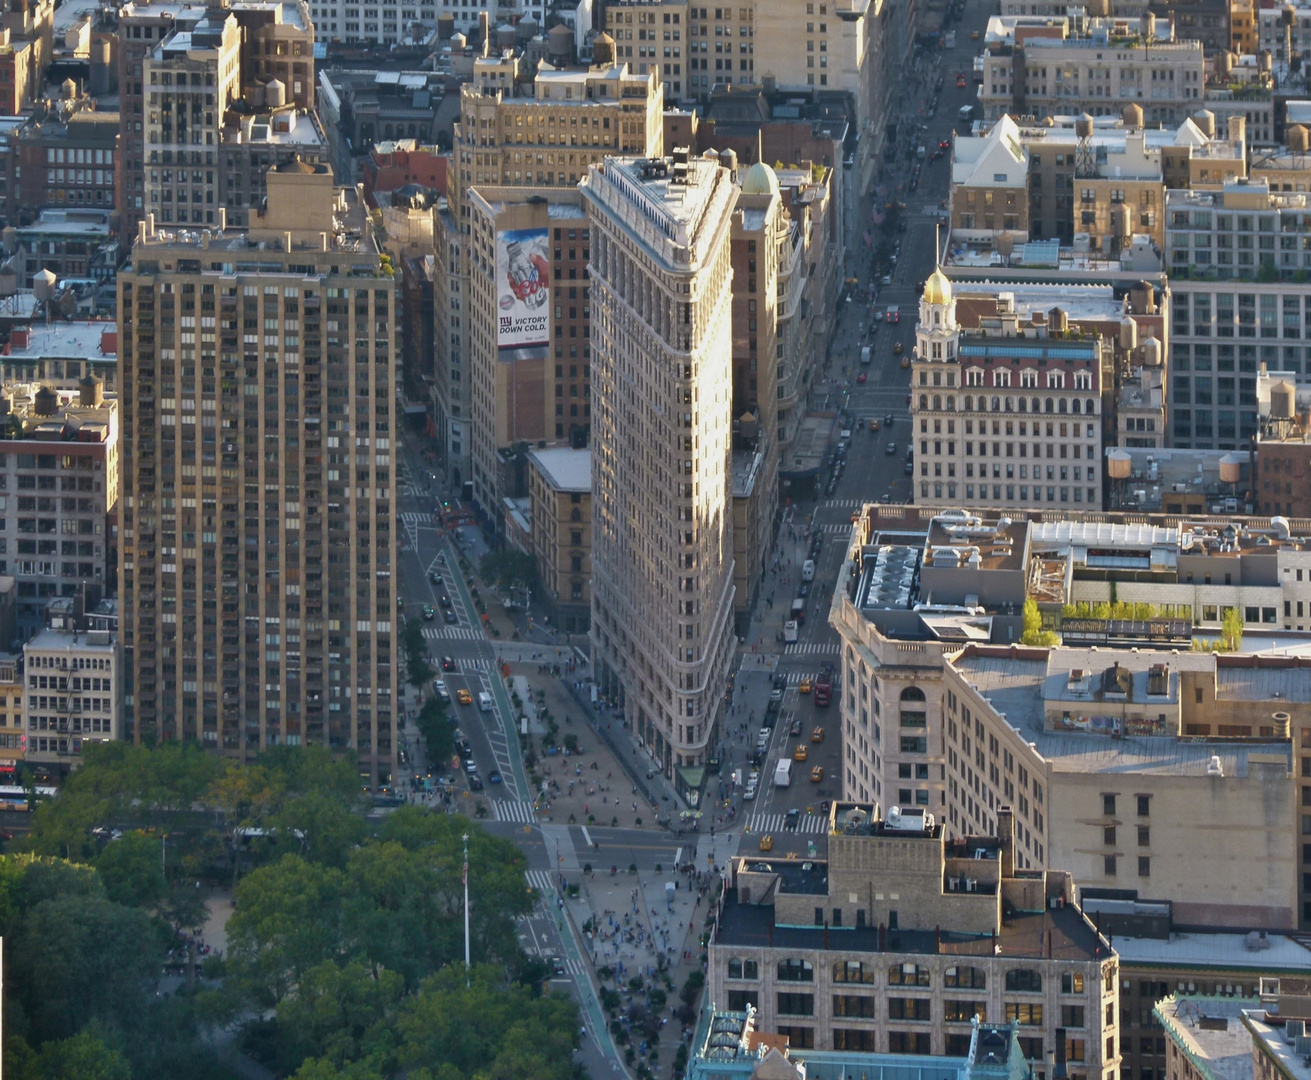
[478,691,494,712]
[774,759,793,787]
[802,559,816,582]
[783,620,799,644]
[860,345,871,365]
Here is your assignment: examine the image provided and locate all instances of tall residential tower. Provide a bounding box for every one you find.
[117,162,398,786]
[583,150,737,784]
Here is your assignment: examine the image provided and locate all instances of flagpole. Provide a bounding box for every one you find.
[462,833,471,986]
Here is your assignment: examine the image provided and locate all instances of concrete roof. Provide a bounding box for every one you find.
[5,322,115,360]
[949,649,1293,776]
[1155,996,1257,1080]
[1114,931,1311,972]
[528,446,590,492]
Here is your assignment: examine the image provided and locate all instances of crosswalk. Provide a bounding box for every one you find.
[819,522,855,534]
[431,657,495,675]
[525,869,555,893]
[400,511,434,525]
[746,812,829,835]
[494,799,538,824]
[783,642,841,656]
[422,626,484,641]
[822,499,864,510]
[783,671,836,687]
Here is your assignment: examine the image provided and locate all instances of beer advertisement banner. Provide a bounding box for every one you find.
[496,227,550,361]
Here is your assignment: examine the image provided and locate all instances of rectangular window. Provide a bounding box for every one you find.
[833,995,877,1018]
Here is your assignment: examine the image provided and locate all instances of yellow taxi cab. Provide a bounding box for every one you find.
[893,341,904,354]
[810,765,824,783]
[456,688,473,705]
[900,355,910,368]
[869,417,881,432]
[811,726,825,743]
[760,835,774,852]
[971,28,980,39]
[793,743,809,762]
[799,677,813,694]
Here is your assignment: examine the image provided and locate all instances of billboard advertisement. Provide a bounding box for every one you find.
[496,227,550,361]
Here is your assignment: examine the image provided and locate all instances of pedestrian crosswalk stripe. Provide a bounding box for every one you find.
[784,671,835,687]
[401,511,433,524]
[746,812,829,835]
[820,522,853,534]
[495,800,538,824]
[525,869,554,892]
[821,498,862,509]
[421,626,483,641]
[783,642,841,656]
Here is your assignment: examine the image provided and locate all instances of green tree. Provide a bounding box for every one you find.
[1020,599,1059,646]
[274,960,404,1072]
[34,1029,132,1080]
[402,619,434,691]
[1221,606,1244,651]
[227,855,349,1006]
[268,790,370,871]
[394,966,579,1080]
[479,549,537,591]
[9,893,164,1044]
[415,698,454,769]
[94,830,167,909]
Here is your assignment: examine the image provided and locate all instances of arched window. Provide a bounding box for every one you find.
[1005,396,1014,412]
[1005,969,1043,993]
[919,394,929,410]
[901,687,926,702]
[1085,399,1096,415]
[1058,399,1068,414]
[833,961,875,984]
[991,396,1000,411]
[964,395,973,411]
[947,396,956,410]
[1018,397,1028,412]
[933,395,942,410]
[571,508,582,522]
[946,966,986,989]
[1031,397,1040,413]
[889,963,931,987]
[1045,398,1054,414]
[778,959,814,982]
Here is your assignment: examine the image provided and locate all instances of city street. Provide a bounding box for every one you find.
[382,7,994,1075]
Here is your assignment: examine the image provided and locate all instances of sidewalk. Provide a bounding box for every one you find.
[561,830,735,1078]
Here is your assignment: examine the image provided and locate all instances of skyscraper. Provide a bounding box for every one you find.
[117,161,398,786]
[583,150,737,783]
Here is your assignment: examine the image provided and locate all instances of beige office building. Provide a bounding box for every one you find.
[443,39,663,512]
[117,162,398,786]
[909,271,1106,513]
[526,446,591,634]
[829,505,1307,930]
[979,16,1205,126]
[709,803,1121,1076]
[584,151,737,785]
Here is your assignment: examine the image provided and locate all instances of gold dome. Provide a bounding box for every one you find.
[923,268,952,305]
